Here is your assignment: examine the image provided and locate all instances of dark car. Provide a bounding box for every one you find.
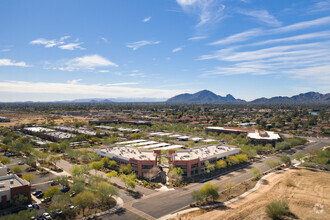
[15,173,22,178]
[27,168,37,172]
[18,161,25,165]
[57,168,63,172]
[50,181,58,186]
[32,190,42,196]
[32,204,40,209]
[36,192,44,199]
[60,187,70,193]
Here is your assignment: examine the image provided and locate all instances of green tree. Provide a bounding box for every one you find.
[191,190,205,204]
[226,155,239,166]
[90,161,104,173]
[71,165,83,177]
[251,167,262,179]
[120,173,136,190]
[0,157,10,164]
[22,174,35,183]
[280,154,291,164]
[169,167,183,183]
[200,183,219,202]
[204,160,215,173]
[96,182,118,204]
[294,153,305,161]
[265,200,290,219]
[73,190,96,216]
[236,154,249,163]
[266,160,281,169]
[11,194,28,206]
[49,155,61,169]
[119,164,133,174]
[106,170,118,181]
[44,186,61,198]
[11,165,24,173]
[56,175,69,188]
[216,159,227,169]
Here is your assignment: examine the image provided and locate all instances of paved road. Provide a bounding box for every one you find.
[117,140,328,219]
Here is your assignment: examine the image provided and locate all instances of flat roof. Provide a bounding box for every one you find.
[127,141,158,147]
[95,146,155,161]
[247,131,281,140]
[206,126,253,132]
[117,140,146,145]
[24,127,54,133]
[0,175,29,191]
[173,145,241,161]
[154,145,184,150]
[140,143,170,149]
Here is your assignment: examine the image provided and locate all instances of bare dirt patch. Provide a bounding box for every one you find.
[177,169,330,220]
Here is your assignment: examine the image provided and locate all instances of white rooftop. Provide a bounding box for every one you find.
[95,146,155,161]
[140,143,170,149]
[174,145,241,161]
[127,141,158,147]
[117,139,146,145]
[247,131,281,141]
[154,145,184,150]
[24,127,53,133]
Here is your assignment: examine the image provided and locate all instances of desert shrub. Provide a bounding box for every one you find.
[266,200,289,219]
[286,179,296,187]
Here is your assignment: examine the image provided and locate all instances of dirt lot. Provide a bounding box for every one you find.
[0,112,91,127]
[178,169,330,220]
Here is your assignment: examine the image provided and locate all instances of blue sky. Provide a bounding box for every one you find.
[0,0,330,102]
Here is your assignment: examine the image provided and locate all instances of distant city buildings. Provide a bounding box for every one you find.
[89,119,152,126]
[205,126,281,143]
[0,117,10,123]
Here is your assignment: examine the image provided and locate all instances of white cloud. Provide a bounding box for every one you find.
[209,16,330,46]
[1,49,11,52]
[200,41,330,84]
[59,54,118,71]
[100,37,108,43]
[270,16,330,34]
[210,28,262,45]
[143,16,152,22]
[172,47,182,53]
[188,36,208,40]
[0,81,186,100]
[309,0,330,12]
[0,59,30,67]
[98,70,110,73]
[239,9,281,27]
[67,79,82,84]
[58,43,85,50]
[251,30,330,46]
[126,40,160,50]
[176,0,226,27]
[129,73,145,77]
[30,38,57,48]
[30,36,85,50]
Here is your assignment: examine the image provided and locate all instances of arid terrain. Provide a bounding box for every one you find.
[178,169,330,220]
[0,112,90,127]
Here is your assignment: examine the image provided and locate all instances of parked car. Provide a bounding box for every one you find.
[50,181,58,186]
[41,197,51,203]
[43,212,51,219]
[27,204,33,210]
[32,190,42,196]
[69,192,76,197]
[56,168,63,172]
[36,192,44,199]
[15,173,22,178]
[18,161,25,165]
[27,167,37,172]
[32,204,40,209]
[60,187,70,193]
[67,205,75,210]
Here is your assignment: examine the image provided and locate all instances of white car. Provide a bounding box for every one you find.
[43,212,51,219]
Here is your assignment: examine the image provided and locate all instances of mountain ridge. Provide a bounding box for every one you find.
[167,90,330,104]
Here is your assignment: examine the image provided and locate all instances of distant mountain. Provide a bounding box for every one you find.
[167,90,245,103]
[251,92,330,104]
[71,98,114,103]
